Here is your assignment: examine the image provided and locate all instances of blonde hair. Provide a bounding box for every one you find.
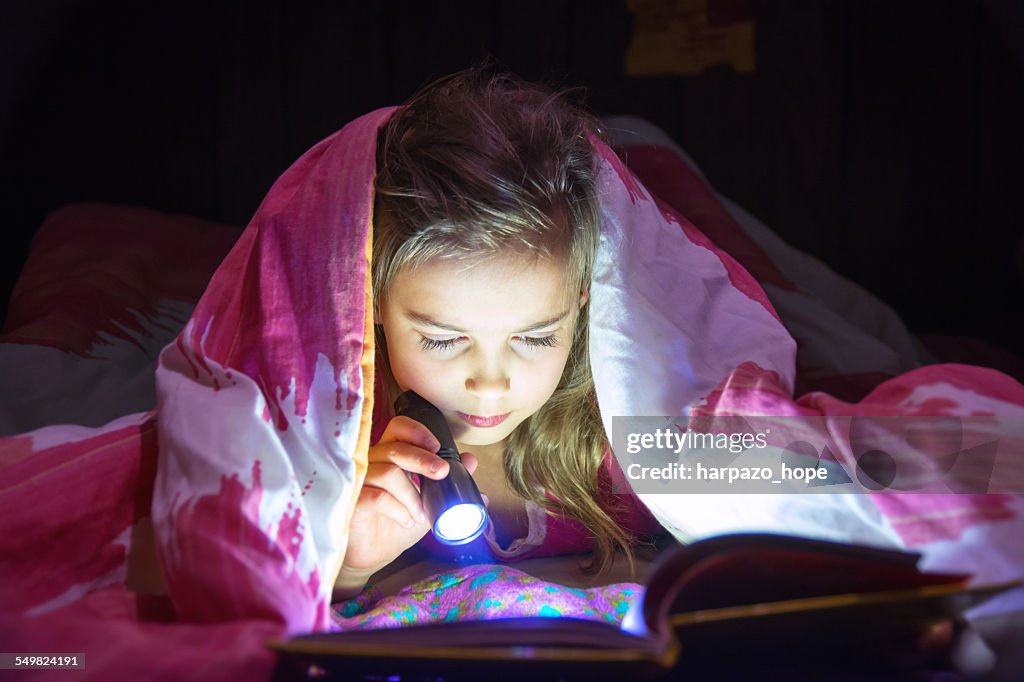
[373,67,636,575]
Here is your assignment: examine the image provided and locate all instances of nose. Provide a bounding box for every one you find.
[465,356,511,400]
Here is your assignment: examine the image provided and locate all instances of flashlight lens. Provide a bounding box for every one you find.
[434,503,487,545]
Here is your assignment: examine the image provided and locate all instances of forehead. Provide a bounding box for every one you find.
[386,253,574,330]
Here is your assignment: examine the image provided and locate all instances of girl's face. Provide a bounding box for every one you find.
[379,252,586,448]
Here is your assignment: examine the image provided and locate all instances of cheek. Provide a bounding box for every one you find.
[388,348,427,392]
[385,339,457,407]
[381,332,420,390]
[528,348,573,398]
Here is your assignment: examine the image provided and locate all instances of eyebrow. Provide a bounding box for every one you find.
[405,309,571,334]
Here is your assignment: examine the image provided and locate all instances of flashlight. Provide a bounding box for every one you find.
[394,390,489,546]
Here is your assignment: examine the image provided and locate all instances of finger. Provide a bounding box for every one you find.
[380,415,441,452]
[460,451,479,476]
[364,462,427,523]
[370,440,450,480]
[355,484,425,530]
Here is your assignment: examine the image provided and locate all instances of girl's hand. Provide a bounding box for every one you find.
[334,415,478,597]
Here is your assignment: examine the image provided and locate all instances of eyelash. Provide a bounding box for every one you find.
[519,335,559,349]
[419,337,460,352]
[418,335,558,352]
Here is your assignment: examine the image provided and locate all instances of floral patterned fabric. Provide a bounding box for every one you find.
[331,564,640,631]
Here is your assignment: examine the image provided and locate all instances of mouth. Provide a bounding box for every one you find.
[457,412,511,428]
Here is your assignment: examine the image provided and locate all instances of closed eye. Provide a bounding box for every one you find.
[516,335,558,348]
[419,336,463,352]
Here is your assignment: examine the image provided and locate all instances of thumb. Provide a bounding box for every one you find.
[461,451,480,476]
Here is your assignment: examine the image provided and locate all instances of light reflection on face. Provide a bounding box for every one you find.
[379,253,585,448]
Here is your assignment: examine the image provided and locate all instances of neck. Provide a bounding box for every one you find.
[457,438,528,547]
[456,439,505,469]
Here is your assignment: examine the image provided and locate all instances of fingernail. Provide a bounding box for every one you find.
[419,511,427,522]
[430,460,442,474]
[405,518,414,528]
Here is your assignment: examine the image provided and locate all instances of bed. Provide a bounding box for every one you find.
[2,116,1022,680]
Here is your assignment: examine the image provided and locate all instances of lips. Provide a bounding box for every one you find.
[457,412,511,428]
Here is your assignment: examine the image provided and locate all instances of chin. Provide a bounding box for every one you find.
[453,430,508,447]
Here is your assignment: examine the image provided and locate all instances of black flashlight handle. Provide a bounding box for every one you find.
[394,390,487,542]
[393,390,461,461]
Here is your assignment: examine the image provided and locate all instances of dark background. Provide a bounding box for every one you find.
[2,0,1022,356]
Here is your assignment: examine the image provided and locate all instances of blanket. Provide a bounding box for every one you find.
[2,109,1023,681]
[331,564,639,630]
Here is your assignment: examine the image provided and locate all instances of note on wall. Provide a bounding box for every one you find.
[625,0,755,76]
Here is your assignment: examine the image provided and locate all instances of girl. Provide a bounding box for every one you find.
[335,69,662,597]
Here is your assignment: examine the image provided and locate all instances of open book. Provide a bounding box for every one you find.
[268,534,1020,680]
